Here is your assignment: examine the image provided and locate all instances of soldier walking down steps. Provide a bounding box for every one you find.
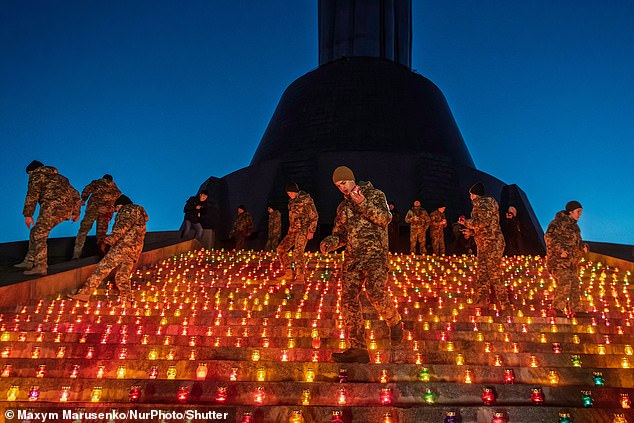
[544,201,588,317]
[265,205,282,251]
[465,182,509,312]
[229,205,254,250]
[321,166,403,363]
[276,182,318,282]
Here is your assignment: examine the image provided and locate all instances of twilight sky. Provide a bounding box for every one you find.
[1,1,632,245]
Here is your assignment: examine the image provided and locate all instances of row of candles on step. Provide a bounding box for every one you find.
[4,341,634,368]
[4,385,632,423]
[5,381,632,409]
[1,360,626,386]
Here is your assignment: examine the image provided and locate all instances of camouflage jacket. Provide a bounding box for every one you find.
[544,211,583,270]
[23,166,81,219]
[429,210,447,235]
[82,178,121,214]
[268,210,282,237]
[321,181,392,265]
[288,191,319,233]
[231,212,254,237]
[105,204,148,257]
[465,196,504,249]
[405,206,430,229]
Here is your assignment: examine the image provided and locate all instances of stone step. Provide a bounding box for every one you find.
[2,379,634,406]
[1,360,633,387]
[0,249,631,422]
[2,404,631,423]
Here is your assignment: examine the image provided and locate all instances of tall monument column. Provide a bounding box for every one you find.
[203,0,546,255]
[319,0,412,68]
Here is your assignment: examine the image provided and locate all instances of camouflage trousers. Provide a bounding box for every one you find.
[24,211,67,268]
[474,241,508,306]
[73,209,113,257]
[264,232,280,251]
[550,266,581,312]
[78,249,137,300]
[277,230,308,275]
[410,227,427,254]
[234,234,247,250]
[431,231,445,255]
[341,260,401,349]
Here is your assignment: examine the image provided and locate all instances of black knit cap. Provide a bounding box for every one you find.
[237,204,246,211]
[285,182,299,193]
[26,160,44,173]
[565,200,582,212]
[469,182,485,196]
[199,190,209,196]
[114,194,132,207]
[102,174,113,181]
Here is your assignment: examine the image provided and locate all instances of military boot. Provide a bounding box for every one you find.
[68,292,90,303]
[14,261,33,270]
[332,348,370,363]
[280,268,294,280]
[24,266,47,276]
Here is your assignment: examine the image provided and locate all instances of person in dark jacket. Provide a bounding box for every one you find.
[502,206,524,256]
[453,226,477,256]
[451,215,476,255]
[180,191,208,240]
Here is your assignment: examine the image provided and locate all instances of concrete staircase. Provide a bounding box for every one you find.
[0,249,633,423]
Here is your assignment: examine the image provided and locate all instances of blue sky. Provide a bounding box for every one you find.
[1,1,632,245]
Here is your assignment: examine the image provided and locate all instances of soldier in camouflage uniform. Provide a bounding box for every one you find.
[72,174,121,259]
[429,204,448,255]
[405,200,430,254]
[15,160,81,276]
[544,201,587,316]
[70,195,148,305]
[464,183,509,310]
[265,205,282,251]
[276,183,318,281]
[229,205,254,250]
[321,166,403,363]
